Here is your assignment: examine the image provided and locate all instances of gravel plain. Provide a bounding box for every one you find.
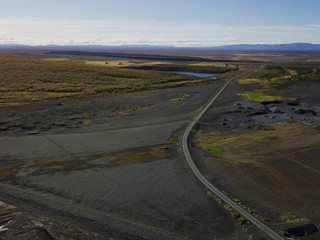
[0,80,248,240]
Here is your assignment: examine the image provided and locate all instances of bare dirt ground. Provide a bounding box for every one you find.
[0,80,252,240]
[192,80,320,239]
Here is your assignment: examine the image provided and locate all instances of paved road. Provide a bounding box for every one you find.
[181,70,284,240]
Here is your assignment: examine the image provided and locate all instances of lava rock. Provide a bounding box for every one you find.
[261,100,283,105]
[5,123,22,128]
[253,124,262,130]
[268,106,277,112]
[27,131,39,135]
[12,226,53,240]
[40,125,51,131]
[234,101,256,110]
[286,223,318,237]
[294,108,317,116]
[239,123,249,128]
[274,109,284,114]
[20,124,35,130]
[51,122,67,127]
[0,126,8,131]
[287,101,299,106]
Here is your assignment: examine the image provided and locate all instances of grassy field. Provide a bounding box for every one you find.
[235,61,320,102]
[238,62,320,89]
[194,121,320,229]
[126,62,236,73]
[237,89,296,102]
[0,53,239,107]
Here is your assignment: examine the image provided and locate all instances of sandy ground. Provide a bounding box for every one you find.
[0,80,251,239]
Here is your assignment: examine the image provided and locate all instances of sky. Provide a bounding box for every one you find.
[0,0,319,47]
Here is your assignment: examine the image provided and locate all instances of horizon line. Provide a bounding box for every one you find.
[0,42,319,48]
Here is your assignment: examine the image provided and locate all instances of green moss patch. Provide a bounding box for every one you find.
[266,136,278,140]
[207,147,224,154]
[247,89,269,100]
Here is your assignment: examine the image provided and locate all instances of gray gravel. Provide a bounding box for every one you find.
[0,81,244,239]
[0,120,187,162]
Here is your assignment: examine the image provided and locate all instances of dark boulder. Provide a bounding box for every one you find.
[287,101,299,106]
[20,124,35,130]
[0,126,8,131]
[294,108,317,116]
[12,227,54,240]
[286,223,318,237]
[253,124,262,130]
[261,100,283,105]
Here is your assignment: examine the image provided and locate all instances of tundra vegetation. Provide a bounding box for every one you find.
[238,62,320,89]
[237,62,320,102]
[195,56,320,238]
[0,54,238,107]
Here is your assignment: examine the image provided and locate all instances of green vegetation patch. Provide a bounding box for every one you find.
[272,65,320,89]
[238,89,296,102]
[54,163,91,172]
[266,136,278,140]
[262,125,276,131]
[237,217,248,225]
[207,147,224,154]
[241,109,251,114]
[286,120,298,124]
[242,63,320,89]
[246,89,269,100]
[248,65,288,80]
[248,122,259,127]
[280,212,297,223]
[127,62,237,73]
[231,212,240,219]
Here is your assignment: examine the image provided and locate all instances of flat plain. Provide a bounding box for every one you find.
[0,48,319,239]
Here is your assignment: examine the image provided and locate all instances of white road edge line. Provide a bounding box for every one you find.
[181,69,284,240]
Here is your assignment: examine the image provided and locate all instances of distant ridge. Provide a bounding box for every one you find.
[210,43,320,51]
[0,43,319,51]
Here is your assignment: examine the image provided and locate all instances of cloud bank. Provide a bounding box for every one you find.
[0,18,319,47]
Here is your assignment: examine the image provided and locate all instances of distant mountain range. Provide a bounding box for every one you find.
[0,43,320,51]
[209,43,320,51]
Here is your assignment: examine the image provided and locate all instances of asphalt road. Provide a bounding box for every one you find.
[181,70,284,240]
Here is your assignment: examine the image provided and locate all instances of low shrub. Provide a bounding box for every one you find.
[207,147,224,154]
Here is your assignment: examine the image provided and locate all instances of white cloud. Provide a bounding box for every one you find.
[0,18,319,46]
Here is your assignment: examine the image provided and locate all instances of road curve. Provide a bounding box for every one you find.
[181,70,284,240]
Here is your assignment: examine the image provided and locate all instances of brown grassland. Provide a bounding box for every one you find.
[238,62,320,89]
[0,53,240,107]
[194,121,320,225]
[192,56,320,238]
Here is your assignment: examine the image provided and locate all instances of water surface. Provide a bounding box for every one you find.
[173,71,218,77]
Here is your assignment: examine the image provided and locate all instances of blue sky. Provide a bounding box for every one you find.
[0,0,319,46]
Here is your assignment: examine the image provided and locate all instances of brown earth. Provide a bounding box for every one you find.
[192,79,320,239]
